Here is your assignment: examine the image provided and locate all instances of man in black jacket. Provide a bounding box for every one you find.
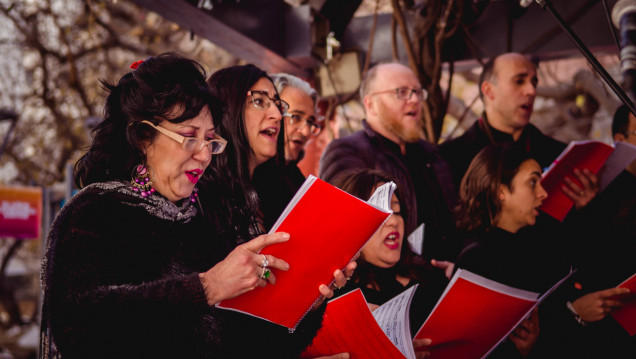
[439,53,597,207]
[320,63,459,261]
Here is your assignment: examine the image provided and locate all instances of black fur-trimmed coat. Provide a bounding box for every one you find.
[41,181,324,359]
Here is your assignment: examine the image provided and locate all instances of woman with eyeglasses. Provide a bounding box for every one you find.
[41,53,308,358]
[251,73,323,230]
[201,64,354,358]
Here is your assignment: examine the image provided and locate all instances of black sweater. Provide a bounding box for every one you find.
[41,181,323,359]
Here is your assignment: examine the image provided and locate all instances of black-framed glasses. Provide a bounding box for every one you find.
[141,120,227,154]
[247,90,290,115]
[284,113,323,136]
[368,87,428,101]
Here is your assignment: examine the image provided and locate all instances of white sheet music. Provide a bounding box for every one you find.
[372,284,418,359]
[367,181,397,212]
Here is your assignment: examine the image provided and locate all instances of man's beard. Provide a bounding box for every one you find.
[379,102,425,143]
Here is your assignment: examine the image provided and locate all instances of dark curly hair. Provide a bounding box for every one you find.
[455,144,533,233]
[74,52,219,188]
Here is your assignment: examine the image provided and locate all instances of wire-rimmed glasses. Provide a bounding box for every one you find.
[284,113,323,136]
[368,87,428,101]
[247,90,290,115]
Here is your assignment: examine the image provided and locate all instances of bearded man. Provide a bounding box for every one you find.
[319,63,459,261]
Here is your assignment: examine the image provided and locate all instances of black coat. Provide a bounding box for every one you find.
[439,118,567,188]
[320,120,459,261]
[41,181,323,359]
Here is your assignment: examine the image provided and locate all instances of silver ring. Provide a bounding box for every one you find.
[261,254,269,268]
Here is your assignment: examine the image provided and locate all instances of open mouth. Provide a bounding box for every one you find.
[185,169,203,184]
[261,127,279,139]
[384,232,400,249]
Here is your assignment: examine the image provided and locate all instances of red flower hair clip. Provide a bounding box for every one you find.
[129,60,144,70]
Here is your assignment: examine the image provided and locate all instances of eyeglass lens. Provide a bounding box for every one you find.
[249,91,289,114]
[287,114,323,135]
[182,138,225,154]
[396,87,426,101]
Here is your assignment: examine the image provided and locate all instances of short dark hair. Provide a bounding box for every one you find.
[74,52,218,188]
[456,144,534,232]
[612,104,632,136]
[478,56,498,103]
[478,53,538,103]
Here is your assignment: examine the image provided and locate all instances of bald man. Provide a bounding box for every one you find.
[439,52,597,208]
[320,62,459,261]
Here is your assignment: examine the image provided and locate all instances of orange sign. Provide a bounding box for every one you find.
[0,186,42,239]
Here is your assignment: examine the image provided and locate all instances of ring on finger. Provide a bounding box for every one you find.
[259,267,271,280]
[261,254,269,268]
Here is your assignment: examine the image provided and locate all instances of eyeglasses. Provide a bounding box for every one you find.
[368,87,428,101]
[141,120,227,154]
[247,90,290,115]
[284,113,323,136]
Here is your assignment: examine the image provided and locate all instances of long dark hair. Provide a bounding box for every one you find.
[202,64,286,242]
[329,169,431,288]
[456,144,533,233]
[74,52,218,188]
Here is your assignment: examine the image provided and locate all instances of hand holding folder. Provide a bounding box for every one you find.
[216,176,393,330]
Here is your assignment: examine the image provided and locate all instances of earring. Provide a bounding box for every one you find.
[189,187,199,203]
[131,164,155,197]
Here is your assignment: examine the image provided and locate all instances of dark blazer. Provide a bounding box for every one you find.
[320,120,459,260]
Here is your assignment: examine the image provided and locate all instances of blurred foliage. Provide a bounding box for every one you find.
[0,0,237,187]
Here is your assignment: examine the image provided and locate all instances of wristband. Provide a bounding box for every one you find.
[566,301,588,326]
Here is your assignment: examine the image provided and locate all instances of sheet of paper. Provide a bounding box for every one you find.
[300,289,410,359]
[407,223,425,256]
[372,285,418,359]
[599,141,636,191]
[367,181,397,212]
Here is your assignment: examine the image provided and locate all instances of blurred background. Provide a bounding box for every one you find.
[0,0,626,357]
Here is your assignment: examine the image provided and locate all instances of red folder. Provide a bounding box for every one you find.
[611,273,636,336]
[540,141,614,221]
[300,289,410,359]
[414,270,540,359]
[217,176,391,330]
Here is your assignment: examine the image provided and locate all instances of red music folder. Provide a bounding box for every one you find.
[300,288,417,359]
[413,269,540,358]
[303,269,573,359]
[540,140,614,221]
[216,175,392,330]
[611,273,636,336]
